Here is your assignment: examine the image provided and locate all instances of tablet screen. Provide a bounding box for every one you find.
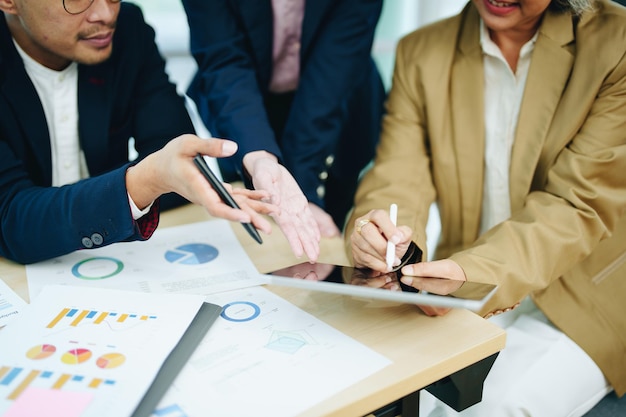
[266,263,497,312]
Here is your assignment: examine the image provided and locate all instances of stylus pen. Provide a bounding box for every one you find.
[193,154,263,244]
[385,203,398,271]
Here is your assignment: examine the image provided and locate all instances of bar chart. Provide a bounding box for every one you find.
[46,307,157,329]
[0,365,115,401]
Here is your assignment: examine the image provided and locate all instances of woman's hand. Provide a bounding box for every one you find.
[400,259,467,316]
[350,209,413,272]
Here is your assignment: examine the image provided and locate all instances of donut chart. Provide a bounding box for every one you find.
[220,301,261,322]
[71,257,124,280]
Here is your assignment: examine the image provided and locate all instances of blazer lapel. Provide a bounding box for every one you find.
[301,0,333,58]
[237,0,273,87]
[509,10,575,210]
[450,6,485,241]
[0,54,53,185]
[78,64,111,175]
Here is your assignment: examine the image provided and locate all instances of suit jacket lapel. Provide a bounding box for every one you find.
[510,10,575,210]
[237,0,273,87]
[301,0,333,58]
[0,44,53,185]
[451,6,485,241]
[78,63,111,175]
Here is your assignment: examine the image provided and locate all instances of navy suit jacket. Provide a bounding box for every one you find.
[183,0,384,206]
[0,4,194,264]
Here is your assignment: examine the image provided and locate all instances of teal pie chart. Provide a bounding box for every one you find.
[164,243,219,265]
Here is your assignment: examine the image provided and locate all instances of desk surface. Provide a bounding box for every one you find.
[0,204,506,417]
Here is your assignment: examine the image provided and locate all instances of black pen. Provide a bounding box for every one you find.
[193,154,263,244]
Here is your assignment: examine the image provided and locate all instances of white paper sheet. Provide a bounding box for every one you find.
[0,279,27,328]
[155,286,391,417]
[0,285,205,417]
[25,220,266,300]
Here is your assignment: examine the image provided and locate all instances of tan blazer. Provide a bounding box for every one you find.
[346,1,626,395]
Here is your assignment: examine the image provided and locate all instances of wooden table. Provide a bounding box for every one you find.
[0,204,506,417]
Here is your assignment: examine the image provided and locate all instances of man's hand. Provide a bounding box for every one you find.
[126,135,277,235]
[244,151,321,261]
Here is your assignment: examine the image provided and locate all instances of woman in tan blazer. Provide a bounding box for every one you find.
[346,0,626,415]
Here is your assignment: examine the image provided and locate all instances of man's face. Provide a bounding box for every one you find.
[3,0,120,70]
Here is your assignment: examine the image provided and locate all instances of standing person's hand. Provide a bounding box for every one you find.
[126,135,277,235]
[244,151,321,262]
[308,203,340,238]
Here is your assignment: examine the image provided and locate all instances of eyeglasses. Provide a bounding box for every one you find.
[63,0,122,15]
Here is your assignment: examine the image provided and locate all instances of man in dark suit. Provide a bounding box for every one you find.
[182,0,385,261]
[0,0,275,264]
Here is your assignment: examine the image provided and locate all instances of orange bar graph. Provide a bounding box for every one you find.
[94,312,109,324]
[7,370,40,400]
[46,308,70,328]
[52,373,71,389]
[70,310,89,326]
[88,378,102,388]
[117,313,129,323]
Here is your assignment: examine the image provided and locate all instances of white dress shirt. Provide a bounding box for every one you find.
[479,21,537,236]
[14,41,150,219]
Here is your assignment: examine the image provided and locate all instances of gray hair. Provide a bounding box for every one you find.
[552,0,595,14]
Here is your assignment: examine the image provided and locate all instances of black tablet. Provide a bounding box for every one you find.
[266,262,497,312]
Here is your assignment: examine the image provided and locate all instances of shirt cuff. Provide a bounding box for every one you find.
[135,199,160,240]
[128,193,154,220]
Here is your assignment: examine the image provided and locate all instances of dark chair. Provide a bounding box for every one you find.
[583,392,626,417]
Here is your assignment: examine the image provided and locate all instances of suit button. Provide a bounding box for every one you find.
[81,237,93,248]
[91,233,103,245]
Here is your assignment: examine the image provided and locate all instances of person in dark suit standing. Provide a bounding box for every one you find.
[0,0,276,264]
[182,0,386,261]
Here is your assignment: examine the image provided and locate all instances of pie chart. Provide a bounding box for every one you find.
[96,353,126,369]
[61,348,92,365]
[26,344,56,360]
[164,243,219,265]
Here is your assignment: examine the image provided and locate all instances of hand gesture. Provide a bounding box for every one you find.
[126,135,277,235]
[244,151,321,261]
